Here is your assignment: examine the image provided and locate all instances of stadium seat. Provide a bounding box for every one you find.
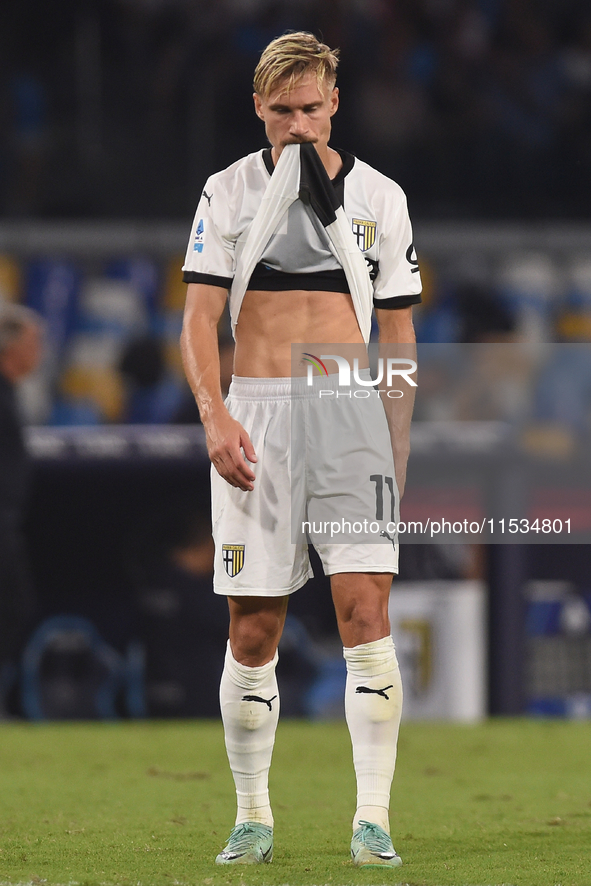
[161,255,186,313]
[77,277,148,338]
[59,361,124,423]
[156,256,188,378]
[56,331,127,422]
[0,254,22,302]
[49,397,102,426]
[498,252,562,342]
[104,257,160,323]
[24,260,80,356]
[558,256,591,340]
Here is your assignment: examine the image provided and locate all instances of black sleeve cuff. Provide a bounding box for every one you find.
[373,293,422,310]
[183,271,233,289]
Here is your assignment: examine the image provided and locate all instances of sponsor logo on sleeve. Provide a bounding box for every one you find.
[365,256,378,280]
[193,219,205,253]
[406,243,420,273]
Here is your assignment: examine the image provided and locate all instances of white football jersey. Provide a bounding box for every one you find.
[182,148,422,311]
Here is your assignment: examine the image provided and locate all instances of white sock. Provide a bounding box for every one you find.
[219,641,279,828]
[343,635,403,834]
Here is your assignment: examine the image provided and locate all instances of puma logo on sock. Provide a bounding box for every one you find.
[242,694,277,711]
[356,685,394,700]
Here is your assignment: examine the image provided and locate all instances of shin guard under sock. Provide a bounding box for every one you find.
[343,635,403,833]
[219,641,279,827]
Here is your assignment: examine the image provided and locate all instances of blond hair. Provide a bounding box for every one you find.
[253,32,339,99]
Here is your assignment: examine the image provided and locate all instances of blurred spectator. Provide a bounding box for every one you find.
[0,303,43,716]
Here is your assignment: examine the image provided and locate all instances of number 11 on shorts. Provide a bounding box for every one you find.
[370,474,396,522]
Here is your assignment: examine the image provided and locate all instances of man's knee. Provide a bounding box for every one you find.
[331,573,392,646]
[228,596,288,666]
[231,618,280,664]
[343,598,389,633]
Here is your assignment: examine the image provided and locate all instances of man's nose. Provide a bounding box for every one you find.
[289,111,308,134]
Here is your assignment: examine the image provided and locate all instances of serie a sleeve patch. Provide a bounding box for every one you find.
[193,219,205,253]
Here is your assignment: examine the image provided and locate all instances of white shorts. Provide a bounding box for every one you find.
[212,375,399,596]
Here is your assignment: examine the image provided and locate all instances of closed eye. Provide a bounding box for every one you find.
[268,104,322,114]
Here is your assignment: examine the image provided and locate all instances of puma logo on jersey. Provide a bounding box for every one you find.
[356,685,394,700]
[202,190,212,206]
[242,694,277,711]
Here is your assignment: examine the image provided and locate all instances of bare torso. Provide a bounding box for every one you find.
[233,288,364,377]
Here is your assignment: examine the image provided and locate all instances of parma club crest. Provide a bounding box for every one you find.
[352,218,377,252]
[222,544,245,577]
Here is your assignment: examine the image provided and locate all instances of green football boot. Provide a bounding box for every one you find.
[215,822,273,865]
[351,820,402,867]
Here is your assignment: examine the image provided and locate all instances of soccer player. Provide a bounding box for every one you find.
[181,32,421,867]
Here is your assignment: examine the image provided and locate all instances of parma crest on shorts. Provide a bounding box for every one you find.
[222,544,245,577]
[352,218,376,252]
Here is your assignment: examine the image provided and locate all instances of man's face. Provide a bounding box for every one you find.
[1,323,43,381]
[254,74,339,153]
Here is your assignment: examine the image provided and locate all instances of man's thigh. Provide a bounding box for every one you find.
[212,378,312,596]
[304,391,400,550]
[303,382,400,600]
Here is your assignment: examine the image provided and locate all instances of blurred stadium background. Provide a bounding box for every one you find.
[1,0,591,723]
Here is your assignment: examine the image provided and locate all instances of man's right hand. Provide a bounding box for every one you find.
[204,409,258,491]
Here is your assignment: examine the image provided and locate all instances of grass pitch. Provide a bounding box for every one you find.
[0,719,589,886]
